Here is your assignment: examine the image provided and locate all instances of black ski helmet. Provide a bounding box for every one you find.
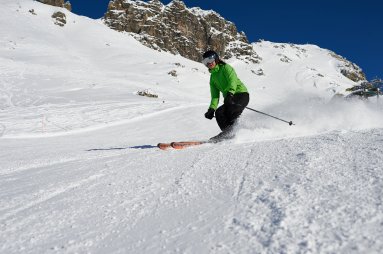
[202,50,219,60]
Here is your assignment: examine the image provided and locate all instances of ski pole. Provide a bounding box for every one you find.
[245,107,295,126]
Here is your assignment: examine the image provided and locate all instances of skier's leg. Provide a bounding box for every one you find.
[210,93,250,143]
[215,105,229,131]
[227,93,249,126]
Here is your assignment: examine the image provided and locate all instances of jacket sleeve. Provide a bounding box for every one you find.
[209,80,220,110]
[224,65,239,95]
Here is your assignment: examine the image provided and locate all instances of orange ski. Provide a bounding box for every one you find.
[170,141,207,150]
[158,140,208,150]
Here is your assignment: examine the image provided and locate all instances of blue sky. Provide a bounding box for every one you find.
[70,0,382,80]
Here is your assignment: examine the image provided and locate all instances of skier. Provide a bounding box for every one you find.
[202,50,250,142]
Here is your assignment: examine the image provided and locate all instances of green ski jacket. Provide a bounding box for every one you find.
[208,63,248,110]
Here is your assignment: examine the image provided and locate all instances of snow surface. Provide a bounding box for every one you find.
[1,0,383,253]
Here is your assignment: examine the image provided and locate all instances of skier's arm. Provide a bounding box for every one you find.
[224,65,239,95]
[209,81,220,110]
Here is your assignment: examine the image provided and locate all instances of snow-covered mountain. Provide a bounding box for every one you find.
[103,0,365,84]
[1,0,383,253]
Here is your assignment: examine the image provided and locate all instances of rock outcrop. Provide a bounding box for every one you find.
[52,11,66,27]
[329,51,366,82]
[37,0,72,11]
[103,0,261,63]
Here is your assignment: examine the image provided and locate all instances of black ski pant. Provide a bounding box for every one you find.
[215,92,249,131]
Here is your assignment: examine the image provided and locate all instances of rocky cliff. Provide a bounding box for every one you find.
[328,51,366,82]
[103,0,261,63]
[36,0,72,11]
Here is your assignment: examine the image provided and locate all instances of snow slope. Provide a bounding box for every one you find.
[1,0,383,253]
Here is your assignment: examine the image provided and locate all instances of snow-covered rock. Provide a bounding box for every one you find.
[103,0,261,63]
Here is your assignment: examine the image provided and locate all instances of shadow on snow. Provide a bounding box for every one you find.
[86,145,157,151]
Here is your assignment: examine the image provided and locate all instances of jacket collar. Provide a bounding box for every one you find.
[209,64,220,74]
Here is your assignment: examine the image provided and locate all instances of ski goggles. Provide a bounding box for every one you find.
[202,55,216,66]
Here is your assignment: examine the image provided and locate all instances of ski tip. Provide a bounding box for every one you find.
[157,143,171,150]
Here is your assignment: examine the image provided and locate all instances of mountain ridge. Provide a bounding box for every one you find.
[103,0,262,64]
[102,0,365,82]
[33,0,366,82]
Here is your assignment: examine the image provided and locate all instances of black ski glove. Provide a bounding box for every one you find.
[224,93,234,105]
[204,108,215,120]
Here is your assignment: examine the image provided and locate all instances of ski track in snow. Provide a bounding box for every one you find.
[223,131,383,254]
[1,113,383,254]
